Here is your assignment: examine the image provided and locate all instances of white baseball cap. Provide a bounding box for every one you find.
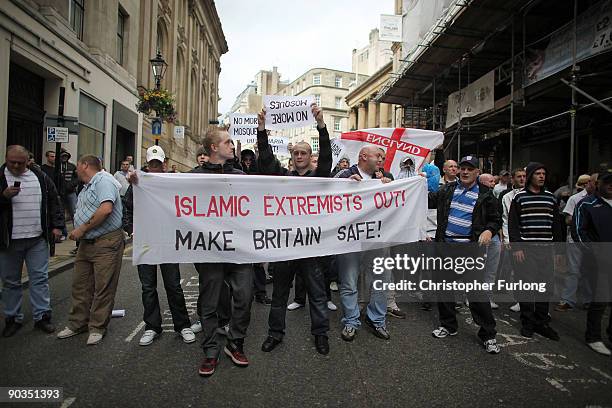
[146,145,166,163]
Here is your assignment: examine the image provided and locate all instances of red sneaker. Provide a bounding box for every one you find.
[198,358,218,376]
[224,342,249,366]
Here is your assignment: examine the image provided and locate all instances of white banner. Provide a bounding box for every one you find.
[263,95,315,130]
[379,14,402,42]
[229,114,259,144]
[268,135,289,156]
[445,70,494,128]
[331,128,443,178]
[132,173,427,265]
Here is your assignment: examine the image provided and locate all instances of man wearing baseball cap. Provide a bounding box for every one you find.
[428,155,501,354]
[122,145,195,346]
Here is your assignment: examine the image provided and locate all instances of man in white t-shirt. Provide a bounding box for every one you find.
[0,145,65,337]
[493,170,510,198]
[113,160,130,197]
[555,173,595,311]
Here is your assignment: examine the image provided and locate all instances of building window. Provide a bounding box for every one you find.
[314,94,321,106]
[78,93,106,160]
[311,137,319,153]
[334,117,341,132]
[117,9,126,65]
[335,97,342,109]
[70,0,85,40]
[313,74,321,86]
[335,77,342,88]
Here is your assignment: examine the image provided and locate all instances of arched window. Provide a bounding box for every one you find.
[177,50,186,123]
[156,20,169,88]
[190,70,198,131]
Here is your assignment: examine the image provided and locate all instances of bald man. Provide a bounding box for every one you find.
[334,146,393,341]
[0,145,65,337]
[441,160,458,185]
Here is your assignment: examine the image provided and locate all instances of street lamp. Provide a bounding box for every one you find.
[150,51,167,90]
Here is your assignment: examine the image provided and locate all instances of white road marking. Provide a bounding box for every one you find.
[60,397,77,407]
[124,321,145,343]
[512,353,575,370]
[497,333,536,348]
[545,378,571,393]
[590,366,612,381]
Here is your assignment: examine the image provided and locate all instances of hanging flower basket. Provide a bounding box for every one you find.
[136,87,178,124]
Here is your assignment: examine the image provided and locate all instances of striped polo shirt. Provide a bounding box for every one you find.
[4,168,43,239]
[445,182,479,242]
[74,171,123,239]
[512,189,556,241]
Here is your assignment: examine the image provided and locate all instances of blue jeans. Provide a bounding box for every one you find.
[561,243,592,307]
[337,250,387,329]
[0,237,51,322]
[483,235,501,298]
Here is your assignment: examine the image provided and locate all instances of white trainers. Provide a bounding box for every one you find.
[588,341,612,356]
[484,339,501,354]
[327,301,338,311]
[329,282,339,292]
[139,330,159,346]
[510,303,521,312]
[57,327,82,339]
[432,326,457,338]
[180,328,196,344]
[190,320,202,333]
[490,301,499,310]
[287,302,304,311]
[86,332,104,346]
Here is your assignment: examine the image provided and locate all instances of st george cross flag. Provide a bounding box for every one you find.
[331,128,444,178]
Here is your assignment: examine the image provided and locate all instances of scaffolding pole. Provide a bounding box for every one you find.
[433,76,437,130]
[569,0,577,190]
[510,18,515,171]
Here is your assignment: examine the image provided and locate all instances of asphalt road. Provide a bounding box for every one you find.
[1,258,612,408]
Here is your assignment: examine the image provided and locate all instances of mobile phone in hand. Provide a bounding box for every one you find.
[13,181,21,188]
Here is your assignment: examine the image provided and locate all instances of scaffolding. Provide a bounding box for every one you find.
[377,0,612,184]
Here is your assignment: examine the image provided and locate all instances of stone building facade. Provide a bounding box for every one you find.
[139,0,227,170]
[277,68,367,151]
[0,0,227,172]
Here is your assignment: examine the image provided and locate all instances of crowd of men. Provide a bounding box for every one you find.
[1,104,611,378]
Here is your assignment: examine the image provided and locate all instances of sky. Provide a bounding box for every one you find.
[215,0,395,117]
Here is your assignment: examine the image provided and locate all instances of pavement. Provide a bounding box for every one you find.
[1,249,612,408]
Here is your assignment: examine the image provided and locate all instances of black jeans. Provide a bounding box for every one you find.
[253,263,268,298]
[585,254,612,343]
[294,256,333,303]
[513,244,555,331]
[268,257,329,340]
[195,263,253,358]
[138,264,190,333]
[435,245,497,341]
[195,264,231,325]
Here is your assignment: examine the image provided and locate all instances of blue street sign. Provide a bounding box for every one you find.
[152,119,162,135]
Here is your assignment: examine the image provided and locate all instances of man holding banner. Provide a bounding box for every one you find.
[191,128,254,377]
[334,146,393,341]
[256,101,332,355]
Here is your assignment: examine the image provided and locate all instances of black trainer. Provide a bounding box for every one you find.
[314,335,329,355]
[34,314,55,334]
[254,295,272,305]
[261,336,281,352]
[2,318,23,337]
[520,327,534,338]
[364,316,390,340]
[534,325,560,341]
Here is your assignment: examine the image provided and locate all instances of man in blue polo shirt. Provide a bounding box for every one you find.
[57,155,124,346]
[428,156,501,354]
